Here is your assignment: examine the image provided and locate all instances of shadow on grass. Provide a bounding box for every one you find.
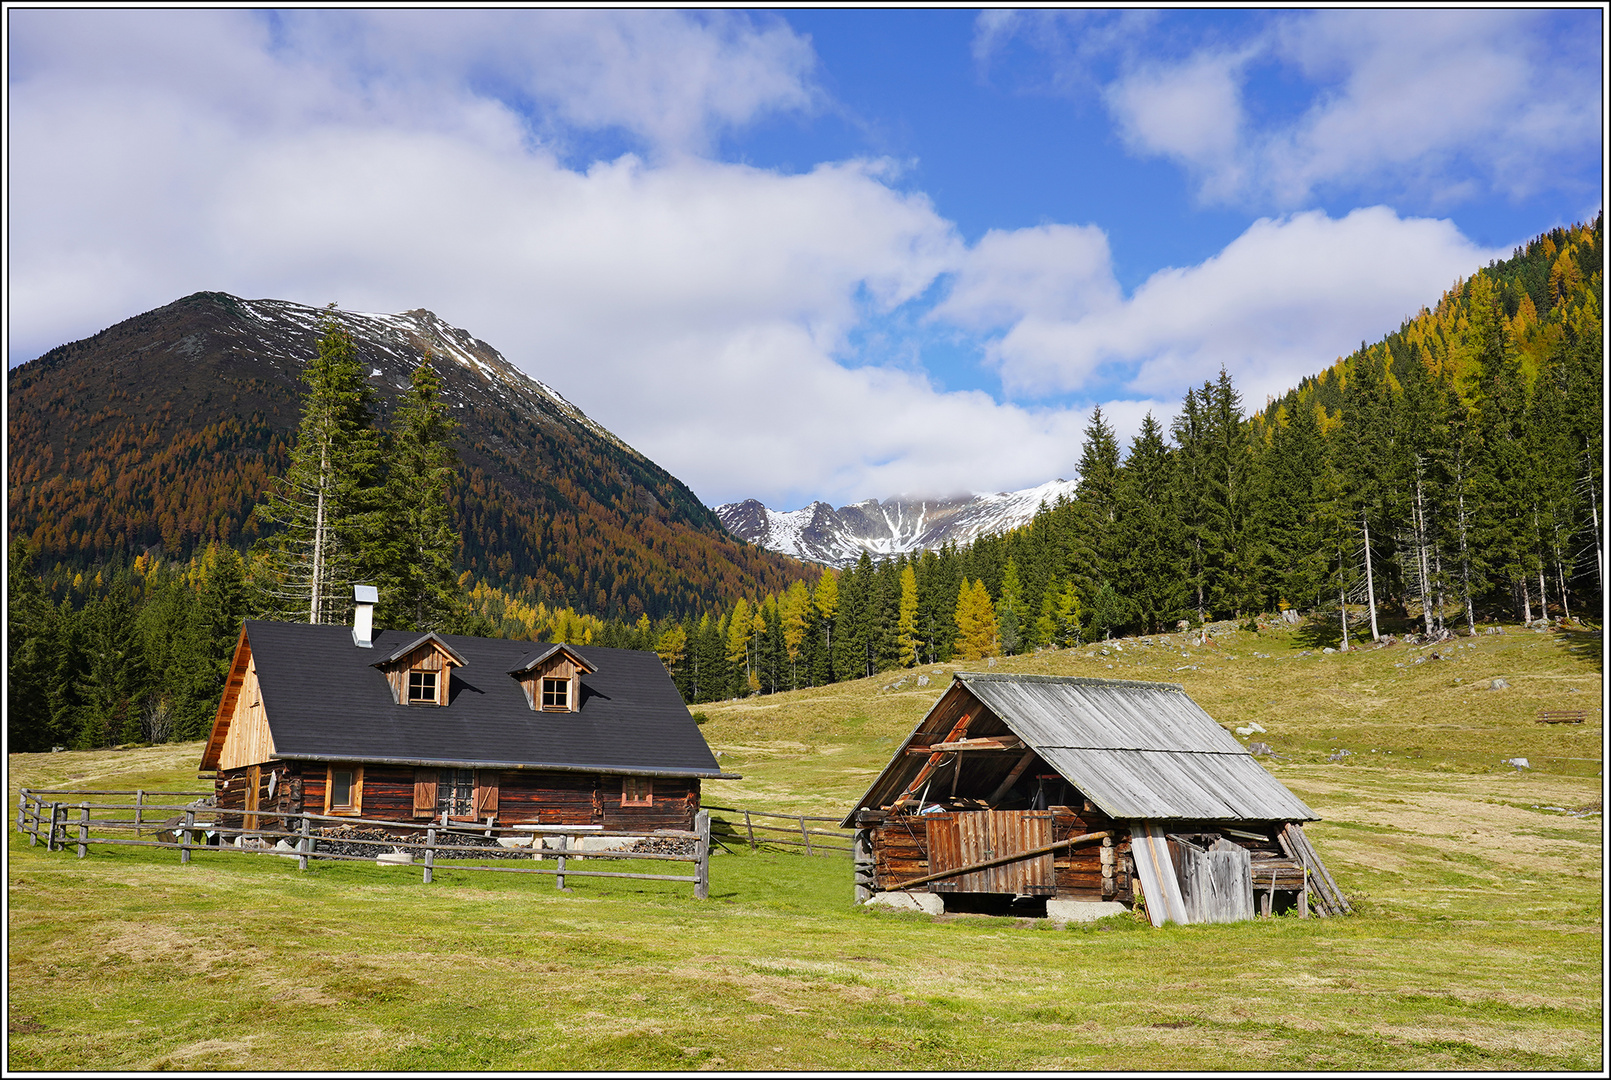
[1292,612,1343,650]
[1551,625,1603,672]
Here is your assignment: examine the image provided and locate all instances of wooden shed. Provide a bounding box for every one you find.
[842,673,1349,923]
[201,599,736,836]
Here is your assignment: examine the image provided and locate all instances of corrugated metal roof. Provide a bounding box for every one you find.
[845,673,1315,824]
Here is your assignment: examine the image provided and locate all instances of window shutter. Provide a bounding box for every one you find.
[414,769,438,818]
[474,772,500,816]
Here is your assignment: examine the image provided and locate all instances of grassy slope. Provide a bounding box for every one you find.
[7,620,1602,1071]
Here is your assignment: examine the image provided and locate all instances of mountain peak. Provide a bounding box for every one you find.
[715,479,1080,567]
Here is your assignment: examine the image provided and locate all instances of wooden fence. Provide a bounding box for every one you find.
[703,804,854,856]
[15,788,710,898]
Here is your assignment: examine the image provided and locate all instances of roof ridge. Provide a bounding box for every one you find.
[954,672,1185,692]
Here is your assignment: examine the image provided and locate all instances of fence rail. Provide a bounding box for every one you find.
[703,804,855,856]
[15,789,711,897]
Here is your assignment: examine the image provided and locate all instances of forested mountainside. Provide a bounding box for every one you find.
[645,218,1602,704]
[7,292,811,619]
[715,480,1081,568]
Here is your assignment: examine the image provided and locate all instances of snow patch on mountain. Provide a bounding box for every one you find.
[716,478,1080,567]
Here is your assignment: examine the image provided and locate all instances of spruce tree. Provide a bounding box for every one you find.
[253,309,382,624]
[373,357,462,632]
[1112,412,1181,633]
[7,539,59,751]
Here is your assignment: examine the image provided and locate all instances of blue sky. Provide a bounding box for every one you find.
[7,8,1604,508]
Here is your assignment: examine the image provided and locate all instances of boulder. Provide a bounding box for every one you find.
[1046,900,1128,922]
[864,890,945,914]
[1490,678,1510,690]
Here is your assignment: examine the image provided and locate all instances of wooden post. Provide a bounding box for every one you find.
[484,815,494,839]
[181,809,194,865]
[800,815,813,856]
[135,790,144,833]
[695,810,710,900]
[556,834,568,890]
[48,803,61,852]
[1299,868,1309,919]
[853,828,875,903]
[77,803,89,858]
[17,790,26,836]
[298,814,312,871]
[744,809,756,852]
[424,828,435,884]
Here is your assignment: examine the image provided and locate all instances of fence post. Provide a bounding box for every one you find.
[181,809,194,865]
[16,790,26,837]
[77,803,90,859]
[853,828,875,904]
[298,813,312,871]
[556,834,567,890]
[423,827,436,884]
[48,803,61,852]
[744,809,756,852]
[800,815,813,856]
[695,810,710,900]
[135,789,144,833]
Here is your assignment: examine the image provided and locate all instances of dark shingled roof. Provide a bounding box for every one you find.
[243,621,731,778]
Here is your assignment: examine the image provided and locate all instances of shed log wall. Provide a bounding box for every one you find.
[870,806,1133,902]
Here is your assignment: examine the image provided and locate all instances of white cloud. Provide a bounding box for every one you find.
[978,8,1602,210]
[6,9,1104,507]
[7,11,1530,512]
[954,207,1502,407]
[1104,50,1251,201]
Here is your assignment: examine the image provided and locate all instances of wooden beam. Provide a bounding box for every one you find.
[891,713,973,807]
[905,736,1024,754]
[985,749,1038,804]
[892,830,1114,890]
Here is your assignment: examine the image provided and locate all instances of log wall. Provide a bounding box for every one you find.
[217,761,699,831]
[869,806,1133,902]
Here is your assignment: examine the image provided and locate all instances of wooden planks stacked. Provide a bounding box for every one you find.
[1279,822,1351,916]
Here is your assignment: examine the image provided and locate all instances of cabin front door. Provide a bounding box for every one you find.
[924,810,1055,895]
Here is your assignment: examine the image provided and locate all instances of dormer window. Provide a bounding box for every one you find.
[408,669,440,705]
[510,643,596,714]
[372,632,467,707]
[541,677,569,710]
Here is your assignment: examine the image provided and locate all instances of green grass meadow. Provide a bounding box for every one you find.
[7,619,1603,1070]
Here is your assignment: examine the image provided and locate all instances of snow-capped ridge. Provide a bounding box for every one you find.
[715,479,1079,567]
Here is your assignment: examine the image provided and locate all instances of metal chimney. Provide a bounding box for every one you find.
[353,584,378,648]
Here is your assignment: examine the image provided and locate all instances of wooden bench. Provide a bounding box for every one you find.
[1537,709,1587,724]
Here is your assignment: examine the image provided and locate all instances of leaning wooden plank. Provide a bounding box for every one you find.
[1284,826,1344,915]
[1279,824,1348,916]
[1130,824,1191,926]
[1288,824,1352,914]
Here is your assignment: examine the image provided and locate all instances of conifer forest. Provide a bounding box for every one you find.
[7,218,1603,746]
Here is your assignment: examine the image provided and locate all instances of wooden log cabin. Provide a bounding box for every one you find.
[842,673,1349,924]
[201,589,735,834]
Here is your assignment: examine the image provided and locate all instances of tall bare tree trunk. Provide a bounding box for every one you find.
[1413,467,1435,636]
[1456,487,1476,636]
[1362,511,1379,642]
